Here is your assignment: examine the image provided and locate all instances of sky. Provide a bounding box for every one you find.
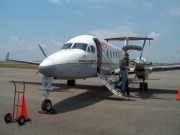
[0,0,180,63]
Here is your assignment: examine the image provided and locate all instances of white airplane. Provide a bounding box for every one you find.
[6,35,180,112]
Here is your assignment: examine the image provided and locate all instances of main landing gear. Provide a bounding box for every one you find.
[139,80,148,91]
[67,80,76,86]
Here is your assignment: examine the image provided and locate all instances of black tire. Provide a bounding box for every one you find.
[4,113,12,123]
[72,80,75,86]
[144,83,148,91]
[67,80,70,86]
[17,115,25,125]
[140,83,143,90]
[41,99,52,111]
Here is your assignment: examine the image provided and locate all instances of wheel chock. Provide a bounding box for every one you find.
[38,108,57,114]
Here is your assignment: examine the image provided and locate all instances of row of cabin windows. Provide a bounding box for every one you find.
[106,50,121,59]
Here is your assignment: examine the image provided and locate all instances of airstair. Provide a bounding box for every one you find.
[97,72,122,96]
[97,48,122,97]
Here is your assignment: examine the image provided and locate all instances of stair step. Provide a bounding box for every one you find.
[97,73,122,96]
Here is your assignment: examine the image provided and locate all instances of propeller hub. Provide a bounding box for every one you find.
[135,59,144,69]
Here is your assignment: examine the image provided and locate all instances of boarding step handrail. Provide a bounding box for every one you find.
[97,73,122,96]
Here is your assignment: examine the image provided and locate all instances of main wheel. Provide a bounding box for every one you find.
[17,115,25,125]
[140,82,143,90]
[67,80,70,86]
[72,80,75,86]
[4,113,12,123]
[67,80,76,86]
[41,99,52,111]
[144,83,148,91]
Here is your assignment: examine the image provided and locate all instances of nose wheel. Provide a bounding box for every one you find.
[41,99,52,111]
[139,82,148,90]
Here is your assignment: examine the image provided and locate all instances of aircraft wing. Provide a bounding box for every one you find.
[115,65,180,75]
[149,65,180,71]
[5,52,40,65]
[114,68,135,74]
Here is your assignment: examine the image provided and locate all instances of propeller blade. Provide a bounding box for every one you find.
[35,71,40,75]
[140,36,147,59]
[38,44,47,58]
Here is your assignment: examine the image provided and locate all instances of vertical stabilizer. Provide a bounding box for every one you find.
[5,52,9,61]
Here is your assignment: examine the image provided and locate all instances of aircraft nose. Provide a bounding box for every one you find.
[38,59,55,77]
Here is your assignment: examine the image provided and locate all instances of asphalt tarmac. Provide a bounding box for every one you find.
[0,68,180,135]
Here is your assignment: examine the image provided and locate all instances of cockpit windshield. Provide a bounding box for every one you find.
[72,43,87,52]
[61,43,72,50]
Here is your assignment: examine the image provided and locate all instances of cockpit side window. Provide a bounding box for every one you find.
[72,43,87,52]
[61,43,72,50]
[87,46,91,52]
[90,45,95,53]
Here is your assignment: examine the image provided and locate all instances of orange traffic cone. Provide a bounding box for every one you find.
[19,94,28,120]
[176,87,180,101]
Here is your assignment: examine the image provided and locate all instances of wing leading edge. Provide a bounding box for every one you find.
[5,52,41,65]
[149,65,180,71]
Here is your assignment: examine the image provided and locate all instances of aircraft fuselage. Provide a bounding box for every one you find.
[38,35,124,79]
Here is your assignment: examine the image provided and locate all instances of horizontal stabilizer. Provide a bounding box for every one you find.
[105,37,153,41]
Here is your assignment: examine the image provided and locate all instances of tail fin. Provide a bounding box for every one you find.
[5,52,9,61]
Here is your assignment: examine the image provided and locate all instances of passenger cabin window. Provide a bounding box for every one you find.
[61,43,72,50]
[110,51,112,58]
[90,45,95,53]
[107,50,108,57]
[72,43,87,52]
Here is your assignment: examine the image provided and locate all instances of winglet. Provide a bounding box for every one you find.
[5,52,9,61]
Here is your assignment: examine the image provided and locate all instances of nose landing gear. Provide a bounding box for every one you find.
[139,80,148,90]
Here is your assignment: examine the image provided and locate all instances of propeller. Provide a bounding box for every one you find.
[38,44,47,58]
[35,44,48,75]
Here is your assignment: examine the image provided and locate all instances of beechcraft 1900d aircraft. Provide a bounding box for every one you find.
[6,35,180,112]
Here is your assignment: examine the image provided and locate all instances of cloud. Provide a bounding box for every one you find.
[9,35,19,41]
[148,32,161,38]
[48,0,61,4]
[18,40,25,45]
[48,0,69,5]
[75,10,83,17]
[88,26,137,39]
[169,8,180,16]
[50,38,62,46]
